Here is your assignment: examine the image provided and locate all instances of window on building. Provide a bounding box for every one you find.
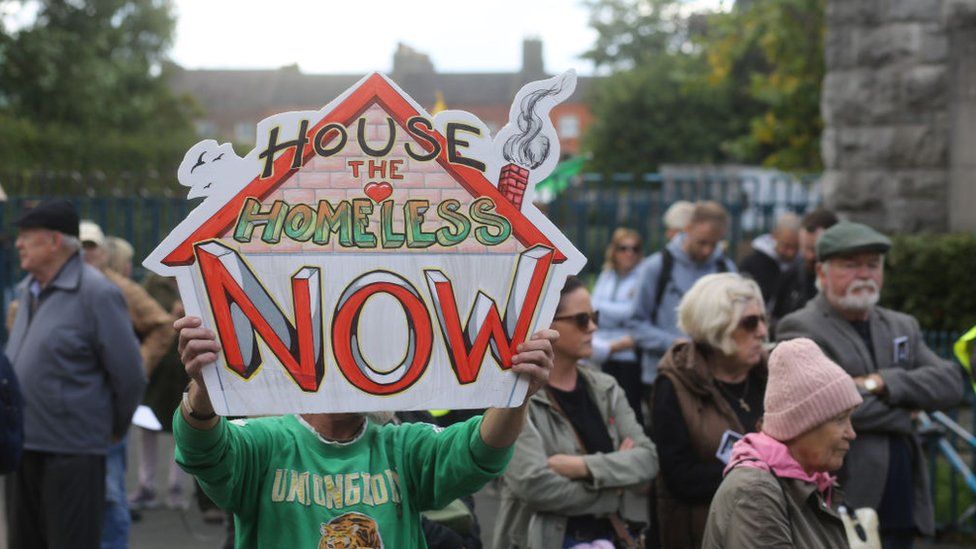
[235,122,255,143]
[558,115,580,138]
[195,120,217,137]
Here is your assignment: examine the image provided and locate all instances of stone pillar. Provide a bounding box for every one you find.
[821,0,950,232]
[948,0,976,231]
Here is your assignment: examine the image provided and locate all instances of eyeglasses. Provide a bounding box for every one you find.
[739,314,766,332]
[616,245,640,253]
[553,310,599,329]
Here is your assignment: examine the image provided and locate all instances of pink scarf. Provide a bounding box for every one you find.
[725,432,837,504]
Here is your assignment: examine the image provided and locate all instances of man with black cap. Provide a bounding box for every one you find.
[4,200,146,549]
[777,221,965,548]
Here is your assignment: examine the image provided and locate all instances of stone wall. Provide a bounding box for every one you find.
[821,0,976,232]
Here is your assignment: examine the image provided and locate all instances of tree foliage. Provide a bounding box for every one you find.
[583,53,749,174]
[705,0,825,171]
[0,0,196,178]
[581,0,761,174]
[581,0,683,69]
[581,0,825,174]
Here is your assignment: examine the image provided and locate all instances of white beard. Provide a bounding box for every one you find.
[833,279,880,312]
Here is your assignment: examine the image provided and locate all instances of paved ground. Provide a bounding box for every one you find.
[0,432,970,548]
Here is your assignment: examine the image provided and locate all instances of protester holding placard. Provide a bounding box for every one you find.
[173,315,556,548]
[493,276,658,549]
[145,69,589,549]
[649,273,768,549]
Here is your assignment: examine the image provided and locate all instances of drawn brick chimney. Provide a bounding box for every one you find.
[499,164,530,209]
[497,71,573,212]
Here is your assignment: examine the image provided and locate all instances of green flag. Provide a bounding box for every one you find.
[535,156,585,201]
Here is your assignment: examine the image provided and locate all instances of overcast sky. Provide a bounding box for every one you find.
[169,0,727,76]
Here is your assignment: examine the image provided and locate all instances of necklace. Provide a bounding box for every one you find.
[715,376,751,413]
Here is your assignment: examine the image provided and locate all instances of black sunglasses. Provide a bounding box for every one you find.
[739,314,767,332]
[616,245,640,253]
[553,310,599,329]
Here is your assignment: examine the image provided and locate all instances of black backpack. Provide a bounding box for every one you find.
[651,248,729,323]
[0,352,23,474]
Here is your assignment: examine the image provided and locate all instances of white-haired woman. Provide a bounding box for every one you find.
[649,273,768,549]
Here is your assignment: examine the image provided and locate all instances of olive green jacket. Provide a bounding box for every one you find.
[703,466,849,549]
[491,366,658,549]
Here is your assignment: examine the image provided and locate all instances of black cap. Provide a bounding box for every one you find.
[14,200,80,237]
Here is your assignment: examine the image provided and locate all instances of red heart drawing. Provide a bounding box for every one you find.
[363,181,393,203]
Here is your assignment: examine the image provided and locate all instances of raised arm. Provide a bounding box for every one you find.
[478,329,557,449]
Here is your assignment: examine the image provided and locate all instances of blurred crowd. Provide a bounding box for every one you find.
[0,198,973,549]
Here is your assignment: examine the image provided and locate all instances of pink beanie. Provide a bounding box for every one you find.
[763,338,863,441]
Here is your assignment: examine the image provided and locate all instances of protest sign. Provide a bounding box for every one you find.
[144,71,586,415]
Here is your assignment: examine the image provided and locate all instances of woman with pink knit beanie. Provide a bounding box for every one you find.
[702,338,864,548]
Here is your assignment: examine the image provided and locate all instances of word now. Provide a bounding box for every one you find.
[195,241,553,395]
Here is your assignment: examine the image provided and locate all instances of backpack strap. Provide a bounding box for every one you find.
[716,256,729,273]
[651,248,674,324]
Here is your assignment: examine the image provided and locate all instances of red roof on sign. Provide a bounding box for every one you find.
[160,73,566,267]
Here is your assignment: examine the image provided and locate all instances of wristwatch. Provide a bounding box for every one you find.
[863,376,879,394]
[182,389,217,421]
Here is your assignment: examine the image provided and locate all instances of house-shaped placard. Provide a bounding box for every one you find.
[144,71,586,415]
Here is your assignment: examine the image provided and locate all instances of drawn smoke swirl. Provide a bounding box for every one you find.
[502,75,571,169]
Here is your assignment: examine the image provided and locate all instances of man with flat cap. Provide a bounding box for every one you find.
[4,200,146,549]
[777,221,965,548]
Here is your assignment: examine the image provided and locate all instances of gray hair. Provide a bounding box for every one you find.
[677,273,765,355]
[59,233,81,252]
[663,201,695,231]
[104,236,134,274]
[774,212,802,233]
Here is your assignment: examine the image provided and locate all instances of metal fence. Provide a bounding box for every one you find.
[546,172,821,276]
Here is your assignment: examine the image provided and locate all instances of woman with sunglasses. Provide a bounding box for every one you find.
[649,273,768,549]
[591,228,644,424]
[493,276,658,549]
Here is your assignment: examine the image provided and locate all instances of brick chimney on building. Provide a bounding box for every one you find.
[392,43,434,76]
[521,38,545,78]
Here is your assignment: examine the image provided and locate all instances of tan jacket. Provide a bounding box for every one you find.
[702,467,849,549]
[102,269,174,375]
[492,366,658,549]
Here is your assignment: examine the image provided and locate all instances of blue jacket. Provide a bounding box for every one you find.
[591,266,641,363]
[5,253,146,455]
[628,234,736,383]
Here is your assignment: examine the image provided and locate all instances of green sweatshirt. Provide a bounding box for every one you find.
[174,412,512,548]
